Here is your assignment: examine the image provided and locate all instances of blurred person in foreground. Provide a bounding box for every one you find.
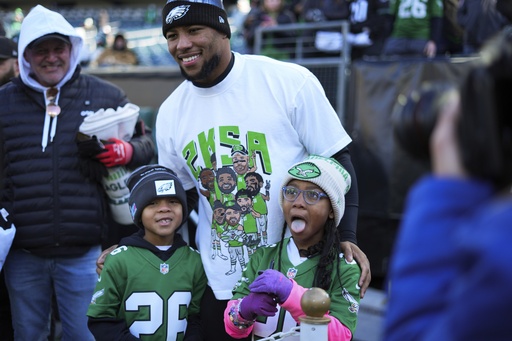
[383,25,512,340]
[148,0,370,339]
[0,5,153,340]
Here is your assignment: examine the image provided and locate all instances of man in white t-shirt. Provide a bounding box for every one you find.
[94,1,370,340]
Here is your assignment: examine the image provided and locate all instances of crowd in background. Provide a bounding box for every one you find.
[241,0,510,59]
[0,5,156,67]
[1,0,510,67]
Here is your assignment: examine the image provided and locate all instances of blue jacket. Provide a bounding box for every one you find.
[384,176,512,340]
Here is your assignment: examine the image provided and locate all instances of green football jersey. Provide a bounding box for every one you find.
[390,0,444,39]
[231,238,361,339]
[87,245,207,341]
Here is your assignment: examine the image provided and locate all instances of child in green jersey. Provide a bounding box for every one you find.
[224,155,361,340]
[87,165,207,341]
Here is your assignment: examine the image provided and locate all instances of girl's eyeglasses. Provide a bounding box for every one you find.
[281,186,328,205]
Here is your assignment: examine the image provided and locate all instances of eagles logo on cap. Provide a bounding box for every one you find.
[166,0,226,6]
[165,5,190,24]
[155,180,176,195]
[288,162,321,179]
[162,0,231,38]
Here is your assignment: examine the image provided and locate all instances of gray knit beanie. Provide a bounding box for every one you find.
[279,155,351,226]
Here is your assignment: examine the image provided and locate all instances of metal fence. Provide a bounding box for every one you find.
[253,20,351,122]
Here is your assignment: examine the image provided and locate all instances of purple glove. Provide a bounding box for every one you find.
[249,269,293,303]
[239,292,278,320]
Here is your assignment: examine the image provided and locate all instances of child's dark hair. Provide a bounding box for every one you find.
[312,219,343,290]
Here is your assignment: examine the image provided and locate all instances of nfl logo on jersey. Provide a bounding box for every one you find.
[160,263,169,275]
[286,268,297,279]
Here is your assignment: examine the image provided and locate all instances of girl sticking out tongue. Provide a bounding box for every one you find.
[225,155,360,341]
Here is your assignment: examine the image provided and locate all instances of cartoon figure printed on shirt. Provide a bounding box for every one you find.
[191,138,272,274]
[220,203,248,275]
[199,152,219,204]
[216,166,237,206]
[244,172,270,246]
[235,188,261,257]
[231,145,257,191]
[199,167,217,205]
[199,153,233,260]
[211,200,229,260]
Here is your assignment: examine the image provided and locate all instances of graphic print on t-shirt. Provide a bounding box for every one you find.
[184,127,272,276]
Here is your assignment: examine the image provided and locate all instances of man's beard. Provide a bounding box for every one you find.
[246,186,258,197]
[180,54,220,83]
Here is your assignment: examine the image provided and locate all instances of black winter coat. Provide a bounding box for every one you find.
[0,67,154,256]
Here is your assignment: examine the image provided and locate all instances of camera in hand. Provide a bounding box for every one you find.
[392,81,455,162]
[392,26,512,189]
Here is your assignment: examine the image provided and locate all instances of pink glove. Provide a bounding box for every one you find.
[249,269,292,303]
[239,292,278,320]
[95,138,133,167]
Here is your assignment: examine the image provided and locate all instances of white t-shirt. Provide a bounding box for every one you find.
[156,52,351,299]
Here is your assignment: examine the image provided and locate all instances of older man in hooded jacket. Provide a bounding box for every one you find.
[0,5,154,340]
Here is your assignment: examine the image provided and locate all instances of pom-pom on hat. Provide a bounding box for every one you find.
[162,0,231,38]
[279,155,351,226]
[127,165,188,229]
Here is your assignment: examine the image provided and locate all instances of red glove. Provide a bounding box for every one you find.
[95,138,133,167]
